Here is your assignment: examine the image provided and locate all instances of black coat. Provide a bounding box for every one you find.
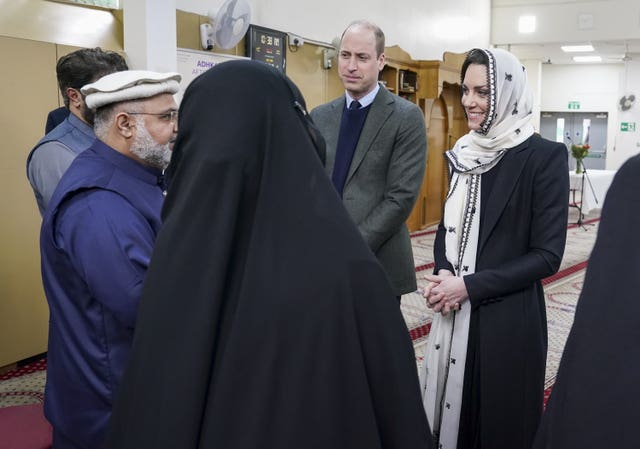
[533,154,640,449]
[434,134,569,448]
[106,60,433,449]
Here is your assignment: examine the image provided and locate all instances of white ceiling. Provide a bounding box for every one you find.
[491,0,640,66]
[506,39,640,65]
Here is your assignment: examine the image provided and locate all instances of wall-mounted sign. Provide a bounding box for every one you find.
[246,25,286,72]
[620,122,637,132]
[568,101,581,110]
[176,48,248,103]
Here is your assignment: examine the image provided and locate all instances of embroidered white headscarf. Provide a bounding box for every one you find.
[422,48,535,449]
[444,48,535,271]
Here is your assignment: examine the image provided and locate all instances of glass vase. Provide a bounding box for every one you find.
[575,159,583,174]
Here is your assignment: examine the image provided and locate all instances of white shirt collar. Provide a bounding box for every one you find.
[345,83,380,109]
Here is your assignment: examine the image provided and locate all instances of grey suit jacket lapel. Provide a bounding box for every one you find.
[323,97,346,175]
[477,139,533,255]
[345,88,394,185]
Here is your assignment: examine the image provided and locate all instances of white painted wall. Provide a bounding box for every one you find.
[540,64,621,113]
[175,0,490,60]
[613,60,640,169]
[522,59,542,131]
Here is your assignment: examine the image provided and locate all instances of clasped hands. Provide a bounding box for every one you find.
[421,269,469,316]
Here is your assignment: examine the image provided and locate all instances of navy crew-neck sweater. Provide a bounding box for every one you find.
[331,105,370,195]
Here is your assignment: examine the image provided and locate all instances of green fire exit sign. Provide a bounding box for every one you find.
[568,101,580,110]
[620,122,637,132]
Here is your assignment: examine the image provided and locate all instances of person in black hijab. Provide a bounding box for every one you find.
[533,154,640,449]
[106,60,433,449]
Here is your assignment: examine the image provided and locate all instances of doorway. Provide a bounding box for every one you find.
[539,111,608,170]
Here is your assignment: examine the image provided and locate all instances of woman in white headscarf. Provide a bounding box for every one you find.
[421,48,569,449]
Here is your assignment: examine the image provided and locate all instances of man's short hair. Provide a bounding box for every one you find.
[56,48,128,108]
[341,20,385,57]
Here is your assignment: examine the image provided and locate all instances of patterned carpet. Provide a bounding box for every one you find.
[0,359,46,407]
[0,208,600,409]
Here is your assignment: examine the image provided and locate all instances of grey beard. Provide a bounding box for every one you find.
[131,122,172,170]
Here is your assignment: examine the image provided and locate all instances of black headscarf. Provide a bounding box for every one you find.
[106,60,433,449]
[533,154,640,449]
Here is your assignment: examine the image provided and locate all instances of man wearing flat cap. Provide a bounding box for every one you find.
[39,70,181,449]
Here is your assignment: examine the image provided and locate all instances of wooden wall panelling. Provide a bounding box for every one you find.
[0,0,122,50]
[420,61,442,99]
[416,52,467,227]
[286,41,342,111]
[176,10,202,51]
[380,65,399,96]
[441,81,468,152]
[382,46,422,106]
[380,47,428,230]
[378,49,468,230]
[325,64,344,105]
[406,98,436,230]
[176,10,246,57]
[0,37,59,367]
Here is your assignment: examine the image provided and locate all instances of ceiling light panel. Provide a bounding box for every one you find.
[561,45,594,53]
[573,55,602,62]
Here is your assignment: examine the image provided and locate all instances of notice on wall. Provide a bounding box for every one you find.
[176,48,248,103]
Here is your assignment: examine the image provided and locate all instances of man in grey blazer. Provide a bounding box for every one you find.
[310,20,427,300]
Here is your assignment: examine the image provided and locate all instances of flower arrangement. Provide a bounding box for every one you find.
[570,143,590,174]
[566,129,590,174]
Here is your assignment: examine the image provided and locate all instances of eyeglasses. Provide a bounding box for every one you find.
[126,110,178,124]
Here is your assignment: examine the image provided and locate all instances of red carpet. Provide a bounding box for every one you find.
[0,359,51,448]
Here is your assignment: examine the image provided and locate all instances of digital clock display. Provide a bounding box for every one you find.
[246,25,286,72]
